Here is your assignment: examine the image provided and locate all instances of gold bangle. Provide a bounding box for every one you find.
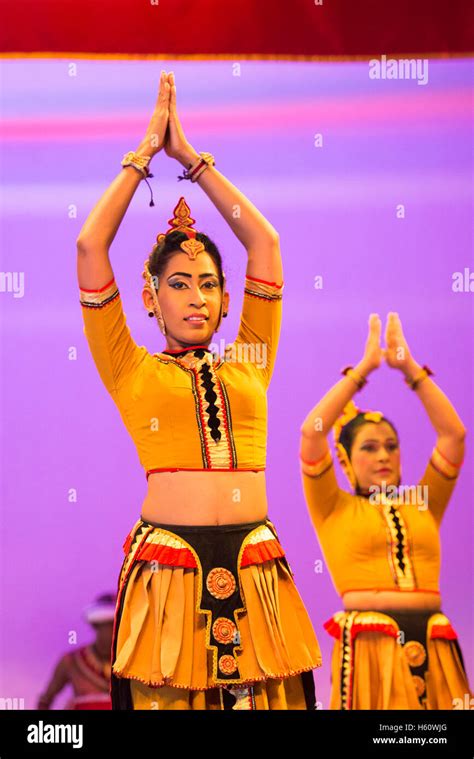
[405,364,434,390]
[121,150,152,178]
[341,365,368,391]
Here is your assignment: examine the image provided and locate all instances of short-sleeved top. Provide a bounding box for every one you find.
[300,445,462,596]
[80,273,283,479]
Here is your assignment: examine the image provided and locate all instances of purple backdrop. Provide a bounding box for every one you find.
[0,58,472,709]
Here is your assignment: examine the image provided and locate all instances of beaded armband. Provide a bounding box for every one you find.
[300,448,333,478]
[121,151,152,178]
[79,278,120,309]
[430,446,462,479]
[244,274,284,301]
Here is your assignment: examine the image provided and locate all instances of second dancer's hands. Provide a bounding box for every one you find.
[384,312,416,373]
[358,313,384,376]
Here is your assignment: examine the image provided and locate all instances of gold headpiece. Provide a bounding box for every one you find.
[142,196,227,336]
[155,196,205,259]
[332,400,385,491]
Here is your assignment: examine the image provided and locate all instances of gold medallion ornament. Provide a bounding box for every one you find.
[403,640,427,668]
[219,654,238,675]
[206,567,236,600]
[179,238,205,260]
[412,675,426,697]
[212,617,237,645]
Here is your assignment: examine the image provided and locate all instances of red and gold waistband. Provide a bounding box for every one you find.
[122,518,285,573]
[324,610,458,642]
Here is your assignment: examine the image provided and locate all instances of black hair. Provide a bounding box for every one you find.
[339,413,399,460]
[147,230,225,290]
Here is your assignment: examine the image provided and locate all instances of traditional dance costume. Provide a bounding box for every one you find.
[79,200,322,709]
[301,410,471,710]
[37,594,115,710]
[62,646,112,710]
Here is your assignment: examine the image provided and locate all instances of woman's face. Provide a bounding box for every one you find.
[350,421,400,492]
[144,250,229,347]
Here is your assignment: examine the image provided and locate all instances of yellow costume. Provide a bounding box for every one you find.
[80,273,281,478]
[79,201,322,709]
[301,439,471,709]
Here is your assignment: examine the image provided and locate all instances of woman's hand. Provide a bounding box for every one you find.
[164,72,198,165]
[359,313,384,373]
[138,71,171,157]
[384,311,415,372]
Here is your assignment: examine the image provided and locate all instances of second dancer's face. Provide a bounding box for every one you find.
[157,251,228,347]
[350,422,401,492]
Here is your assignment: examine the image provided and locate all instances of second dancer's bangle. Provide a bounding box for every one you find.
[341,365,368,391]
[404,364,434,390]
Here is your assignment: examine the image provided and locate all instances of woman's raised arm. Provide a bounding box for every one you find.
[300,314,382,463]
[76,71,171,290]
[164,72,282,285]
[76,71,172,394]
[384,312,466,466]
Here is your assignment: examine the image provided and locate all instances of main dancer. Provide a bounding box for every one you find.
[300,312,471,709]
[77,71,321,710]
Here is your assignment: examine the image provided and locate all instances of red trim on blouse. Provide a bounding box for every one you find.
[79,277,116,293]
[245,273,284,288]
[162,344,212,354]
[434,446,463,469]
[146,467,265,480]
[299,452,331,466]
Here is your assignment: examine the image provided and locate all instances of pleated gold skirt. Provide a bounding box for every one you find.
[110,517,322,710]
[325,609,472,710]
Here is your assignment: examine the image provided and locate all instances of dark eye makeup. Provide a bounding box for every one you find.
[169,279,219,290]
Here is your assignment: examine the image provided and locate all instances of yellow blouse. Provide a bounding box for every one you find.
[80,273,283,479]
[300,446,462,596]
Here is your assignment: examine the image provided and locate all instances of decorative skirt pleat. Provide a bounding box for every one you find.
[325,609,471,710]
[110,517,322,710]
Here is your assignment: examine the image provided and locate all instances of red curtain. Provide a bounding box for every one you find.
[1,0,472,58]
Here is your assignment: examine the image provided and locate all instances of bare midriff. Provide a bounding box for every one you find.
[141,470,269,526]
[342,590,441,613]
